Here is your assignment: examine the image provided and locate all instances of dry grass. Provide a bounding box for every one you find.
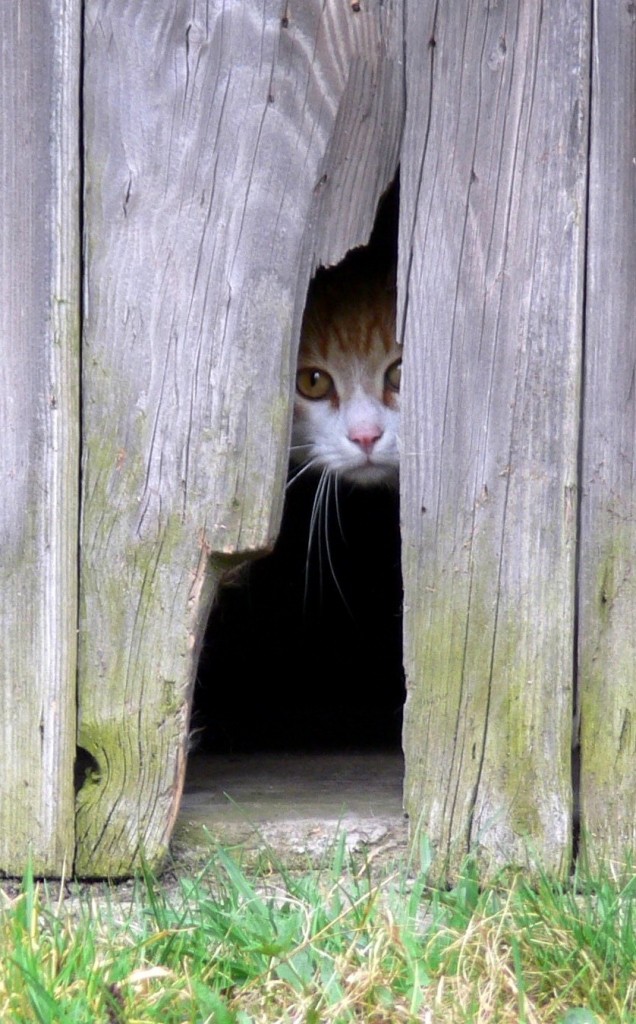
[0,842,634,1022]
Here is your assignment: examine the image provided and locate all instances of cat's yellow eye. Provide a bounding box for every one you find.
[385,358,402,392]
[296,367,335,401]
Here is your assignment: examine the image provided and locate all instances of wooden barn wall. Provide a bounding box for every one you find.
[0,1,80,875]
[1,0,634,881]
[400,0,590,877]
[77,0,403,876]
[578,1,636,869]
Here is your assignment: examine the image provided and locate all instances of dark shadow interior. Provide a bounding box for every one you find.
[193,480,403,752]
[191,180,403,755]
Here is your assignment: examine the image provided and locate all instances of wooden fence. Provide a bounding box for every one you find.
[401,0,636,878]
[0,0,634,879]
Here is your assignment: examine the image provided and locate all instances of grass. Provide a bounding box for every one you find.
[0,838,635,1023]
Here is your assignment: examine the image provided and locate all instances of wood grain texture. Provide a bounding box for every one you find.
[578,1,636,869]
[77,0,403,876]
[0,1,80,874]
[400,0,589,877]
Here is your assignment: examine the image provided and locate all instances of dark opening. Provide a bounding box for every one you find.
[191,180,403,756]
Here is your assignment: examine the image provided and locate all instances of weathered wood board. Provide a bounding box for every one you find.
[9,0,632,881]
[578,2,636,870]
[0,1,80,874]
[77,0,403,876]
[400,0,589,876]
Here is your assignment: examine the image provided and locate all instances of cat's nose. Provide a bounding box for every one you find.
[348,425,383,454]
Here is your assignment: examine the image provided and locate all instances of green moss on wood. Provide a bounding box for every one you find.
[403,529,572,877]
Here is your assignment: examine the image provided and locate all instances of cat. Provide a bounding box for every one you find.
[290,256,401,489]
[195,252,404,752]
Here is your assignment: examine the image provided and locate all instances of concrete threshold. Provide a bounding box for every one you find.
[173,750,408,867]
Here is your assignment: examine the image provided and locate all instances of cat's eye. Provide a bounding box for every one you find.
[385,359,402,392]
[296,367,335,400]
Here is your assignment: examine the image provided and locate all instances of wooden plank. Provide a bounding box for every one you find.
[578,2,636,870]
[0,1,80,874]
[400,0,589,877]
[77,0,403,876]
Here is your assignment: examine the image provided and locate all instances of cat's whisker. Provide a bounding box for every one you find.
[316,469,331,596]
[318,471,330,596]
[323,474,351,615]
[333,474,346,543]
[288,445,313,459]
[305,467,328,607]
[287,456,320,489]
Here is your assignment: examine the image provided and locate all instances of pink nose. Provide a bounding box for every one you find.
[348,425,383,454]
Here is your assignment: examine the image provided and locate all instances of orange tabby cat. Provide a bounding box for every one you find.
[291,257,401,487]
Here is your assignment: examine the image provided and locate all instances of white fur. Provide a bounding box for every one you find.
[291,353,400,487]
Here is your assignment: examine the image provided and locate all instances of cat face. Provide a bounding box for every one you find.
[291,268,400,486]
